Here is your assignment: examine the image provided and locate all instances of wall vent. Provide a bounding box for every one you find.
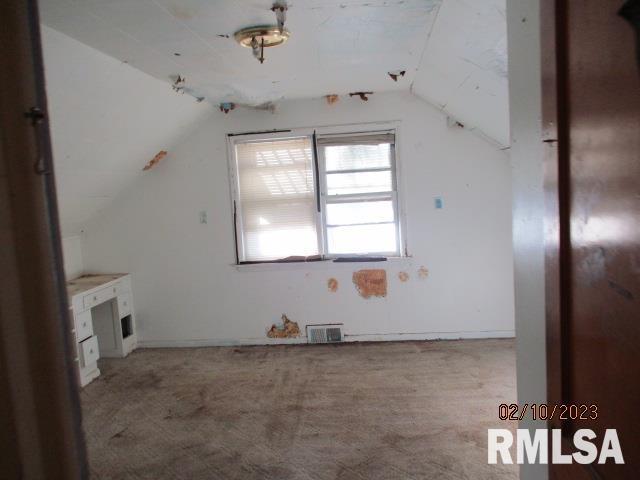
[306,324,343,344]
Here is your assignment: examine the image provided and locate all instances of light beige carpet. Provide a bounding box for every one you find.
[81,339,518,479]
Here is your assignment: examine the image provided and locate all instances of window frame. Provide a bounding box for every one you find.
[227,122,406,264]
[316,131,402,258]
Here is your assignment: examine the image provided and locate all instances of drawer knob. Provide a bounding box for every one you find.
[89,349,93,354]
[82,322,87,327]
[93,296,97,301]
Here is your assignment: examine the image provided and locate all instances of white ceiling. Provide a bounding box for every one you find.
[411,0,509,145]
[40,0,508,145]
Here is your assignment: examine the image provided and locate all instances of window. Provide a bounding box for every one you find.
[234,136,318,262]
[317,132,399,256]
[230,129,402,263]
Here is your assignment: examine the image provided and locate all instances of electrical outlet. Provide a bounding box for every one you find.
[199,211,208,224]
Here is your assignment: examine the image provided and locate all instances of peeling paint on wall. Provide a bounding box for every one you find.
[353,269,387,298]
[325,94,339,105]
[143,150,167,171]
[267,314,300,338]
[418,266,429,279]
[398,271,409,282]
[328,278,338,293]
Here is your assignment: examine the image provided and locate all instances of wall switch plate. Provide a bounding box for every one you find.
[434,196,444,209]
[199,211,207,224]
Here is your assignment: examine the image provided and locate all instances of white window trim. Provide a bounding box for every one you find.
[226,121,408,264]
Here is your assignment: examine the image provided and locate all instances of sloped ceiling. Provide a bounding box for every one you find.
[40,0,508,146]
[411,0,509,146]
[42,26,210,236]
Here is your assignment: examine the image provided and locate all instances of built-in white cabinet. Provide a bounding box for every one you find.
[66,273,137,387]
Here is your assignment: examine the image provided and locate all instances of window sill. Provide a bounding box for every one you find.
[232,256,413,272]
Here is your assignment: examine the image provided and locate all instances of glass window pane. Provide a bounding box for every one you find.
[244,226,318,261]
[324,143,391,171]
[236,137,319,261]
[326,201,394,226]
[327,224,397,255]
[326,170,392,196]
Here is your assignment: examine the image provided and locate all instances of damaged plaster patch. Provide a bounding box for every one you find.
[328,278,339,293]
[267,314,300,338]
[418,266,429,279]
[398,271,409,282]
[353,269,387,298]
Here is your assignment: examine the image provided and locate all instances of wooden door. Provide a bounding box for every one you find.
[543,0,640,478]
[0,0,87,477]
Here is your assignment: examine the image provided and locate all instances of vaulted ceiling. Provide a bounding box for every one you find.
[40,0,509,146]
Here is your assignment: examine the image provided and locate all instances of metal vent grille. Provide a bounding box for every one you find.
[307,324,343,344]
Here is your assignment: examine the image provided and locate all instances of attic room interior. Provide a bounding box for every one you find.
[37,0,516,477]
[3,0,639,479]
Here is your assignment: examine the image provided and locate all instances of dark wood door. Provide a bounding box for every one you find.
[543,0,640,478]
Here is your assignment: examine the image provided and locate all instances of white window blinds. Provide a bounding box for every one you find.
[235,137,319,261]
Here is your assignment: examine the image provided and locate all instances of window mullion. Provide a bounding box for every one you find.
[317,135,329,257]
[325,192,393,204]
[325,166,392,175]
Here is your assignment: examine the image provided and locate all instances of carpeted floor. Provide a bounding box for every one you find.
[81,339,518,479]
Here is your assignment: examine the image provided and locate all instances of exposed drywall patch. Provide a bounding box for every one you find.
[418,266,430,279]
[143,151,167,171]
[325,94,339,105]
[267,314,301,338]
[353,269,387,298]
[328,277,339,292]
[398,271,409,282]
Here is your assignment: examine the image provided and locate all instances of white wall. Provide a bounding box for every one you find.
[61,235,83,279]
[507,1,548,479]
[42,26,211,237]
[82,91,514,346]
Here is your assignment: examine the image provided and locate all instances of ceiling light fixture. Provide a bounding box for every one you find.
[234,3,290,64]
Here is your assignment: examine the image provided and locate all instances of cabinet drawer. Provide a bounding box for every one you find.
[118,293,132,317]
[83,284,118,310]
[75,310,93,342]
[80,335,100,367]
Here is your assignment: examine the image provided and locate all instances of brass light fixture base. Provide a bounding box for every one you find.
[234,26,290,48]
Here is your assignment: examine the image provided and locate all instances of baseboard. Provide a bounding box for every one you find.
[344,330,515,342]
[137,330,515,348]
